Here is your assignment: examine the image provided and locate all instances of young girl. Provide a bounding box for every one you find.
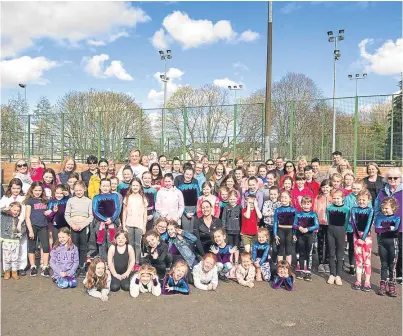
[108,229,135,292]
[42,168,58,200]
[331,173,345,195]
[122,177,148,268]
[142,171,157,231]
[258,164,268,184]
[166,221,197,270]
[375,197,401,297]
[29,156,45,182]
[162,259,190,295]
[292,196,319,281]
[118,167,134,199]
[314,179,333,274]
[143,230,172,280]
[171,157,183,180]
[49,227,79,288]
[273,191,296,265]
[45,184,70,245]
[222,174,241,204]
[350,190,374,292]
[129,264,162,298]
[0,178,27,275]
[64,181,93,277]
[234,167,247,194]
[66,173,80,197]
[343,173,355,196]
[242,194,263,253]
[192,253,219,291]
[24,181,50,277]
[252,227,271,282]
[229,252,255,288]
[272,260,294,291]
[91,179,120,261]
[155,173,185,225]
[218,186,230,218]
[210,163,226,196]
[282,176,294,192]
[83,258,111,301]
[222,190,242,264]
[58,156,77,186]
[210,228,237,282]
[263,171,278,202]
[154,217,169,243]
[326,190,350,286]
[196,181,220,218]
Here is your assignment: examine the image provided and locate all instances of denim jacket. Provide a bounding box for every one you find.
[168,231,197,268]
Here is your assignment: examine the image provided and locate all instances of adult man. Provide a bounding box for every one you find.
[327,151,342,178]
[81,155,98,187]
[311,158,327,183]
[117,149,148,181]
[275,157,285,177]
[158,155,171,176]
[201,155,214,181]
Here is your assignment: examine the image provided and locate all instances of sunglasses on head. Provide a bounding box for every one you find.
[17,163,28,168]
[388,177,400,181]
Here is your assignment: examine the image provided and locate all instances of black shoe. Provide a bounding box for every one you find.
[218,274,230,283]
[19,270,27,276]
[41,267,50,277]
[352,282,361,290]
[296,271,304,280]
[30,266,38,277]
[349,267,356,276]
[79,267,86,279]
[303,273,312,282]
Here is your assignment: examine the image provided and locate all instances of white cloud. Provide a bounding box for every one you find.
[0,56,59,87]
[83,54,133,81]
[1,2,150,58]
[213,78,242,89]
[280,2,303,14]
[359,38,403,75]
[151,11,259,49]
[147,67,184,104]
[87,32,129,47]
[233,62,249,71]
[238,30,260,42]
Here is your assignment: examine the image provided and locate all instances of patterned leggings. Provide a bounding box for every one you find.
[217,262,233,276]
[354,234,372,275]
[56,276,78,289]
[256,261,271,281]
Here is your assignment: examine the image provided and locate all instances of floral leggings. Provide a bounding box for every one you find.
[354,233,372,275]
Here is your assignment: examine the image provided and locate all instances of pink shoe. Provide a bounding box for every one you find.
[133,264,141,273]
[97,228,105,244]
[295,264,300,272]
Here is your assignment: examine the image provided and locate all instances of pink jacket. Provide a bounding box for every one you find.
[155,187,185,223]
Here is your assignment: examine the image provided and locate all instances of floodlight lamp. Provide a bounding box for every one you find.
[159,50,164,55]
[166,77,170,81]
[19,84,26,88]
[348,75,352,78]
[338,36,344,41]
[363,73,367,77]
[160,74,164,79]
[339,29,344,34]
[167,50,171,54]
[239,85,243,89]
[334,49,340,55]
[167,55,172,59]
[161,56,165,60]
[234,86,238,89]
[228,86,231,89]
[329,37,335,42]
[327,31,333,36]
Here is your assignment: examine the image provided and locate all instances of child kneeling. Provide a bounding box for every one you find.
[252,228,271,282]
[130,264,162,298]
[50,227,79,288]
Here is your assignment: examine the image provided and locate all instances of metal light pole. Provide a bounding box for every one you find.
[348,73,367,96]
[18,83,27,113]
[327,29,345,152]
[264,1,273,160]
[228,85,243,104]
[159,49,172,154]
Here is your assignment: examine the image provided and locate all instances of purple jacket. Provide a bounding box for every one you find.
[374,184,402,232]
[50,244,79,278]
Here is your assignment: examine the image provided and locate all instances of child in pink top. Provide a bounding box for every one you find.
[196,181,220,218]
[291,173,314,212]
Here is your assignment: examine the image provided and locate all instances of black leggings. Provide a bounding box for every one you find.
[297,233,314,271]
[72,228,88,266]
[327,225,345,277]
[110,275,130,292]
[28,226,50,253]
[317,225,329,265]
[277,227,293,257]
[227,234,240,248]
[347,232,355,268]
[379,236,398,281]
[397,233,402,279]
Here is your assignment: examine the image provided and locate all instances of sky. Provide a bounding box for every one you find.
[1,1,402,111]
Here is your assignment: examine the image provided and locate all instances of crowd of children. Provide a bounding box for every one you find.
[1,151,401,300]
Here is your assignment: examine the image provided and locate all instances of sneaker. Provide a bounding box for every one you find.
[296,271,304,280]
[349,267,356,276]
[327,275,335,285]
[377,280,387,296]
[304,273,312,282]
[387,281,397,297]
[362,283,371,292]
[352,281,361,290]
[218,274,230,283]
[324,264,330,273]
[133,264,141,273]
[396,277,402,285]
[18,269,27,276]
[295,264,301,272]
[30,266,38,277]
[318,264,325,273]
[303,265,308,272]
[41,267,50,277]
[335,276,343,286]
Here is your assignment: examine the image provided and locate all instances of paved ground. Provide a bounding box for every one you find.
[2,252,402,336]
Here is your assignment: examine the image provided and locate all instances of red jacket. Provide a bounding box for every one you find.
[305,180,320,198]
[291,187,314,212]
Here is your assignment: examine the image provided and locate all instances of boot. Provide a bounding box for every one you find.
[11,271,20,280]
[388,281,397,297]
[4,271,11,280]
[377,280,387,296]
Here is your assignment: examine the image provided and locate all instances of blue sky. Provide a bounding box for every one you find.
[1,1,402,110]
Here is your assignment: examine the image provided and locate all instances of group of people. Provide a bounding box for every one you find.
[0,149,401,299]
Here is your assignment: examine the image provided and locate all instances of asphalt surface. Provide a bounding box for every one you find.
[2,251,402,336]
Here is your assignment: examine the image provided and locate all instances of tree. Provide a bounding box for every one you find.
[386,80,402,161]
[0,104,24,160]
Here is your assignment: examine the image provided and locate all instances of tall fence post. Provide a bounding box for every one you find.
[321,100,325,160]
[61,113,65,159]
[207,105,211,155]
[261,103,265,159]
[233,104,238,163]
[353,95,359,173]
[289,101,294,160]
[97,108,101,159]
[138,108,143,152]
[26,115,31,159]
[183,107,188,161]
[390,94,394,161]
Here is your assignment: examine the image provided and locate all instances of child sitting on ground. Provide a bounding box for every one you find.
[143,231,172,281]
[83,258,111,301]
[251,227,271,282]
[129,264,162,298]
[210,228,237,282]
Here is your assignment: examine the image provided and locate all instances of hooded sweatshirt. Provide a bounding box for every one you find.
[155,187,185,223]
[50,243,79,278]
[374,183,403,232]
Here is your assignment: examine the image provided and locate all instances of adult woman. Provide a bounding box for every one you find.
[193,200,223,257]
[265,159,276,173]
[13,159,32,194]
[279,161,296,188]
[58,156,79,185]
[336,159,353,178]
[29,156,45,182]
[363,162,385,206]
[210,163,226,195]
[296,156,308,174]
[149,162,164,191]
[107,229,135,292]
[374,168,402,284]
[219,156,232,174]
[88,158,111,199]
